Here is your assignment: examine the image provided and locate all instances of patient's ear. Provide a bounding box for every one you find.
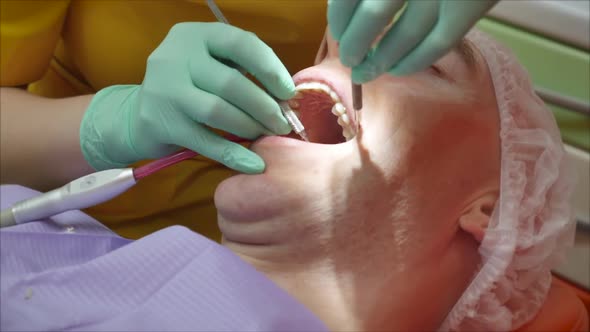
[459,192,498,243]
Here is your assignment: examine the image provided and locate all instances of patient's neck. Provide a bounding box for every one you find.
[222,214,481,331]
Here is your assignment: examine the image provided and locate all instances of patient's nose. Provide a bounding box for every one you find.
[314,28,343,66]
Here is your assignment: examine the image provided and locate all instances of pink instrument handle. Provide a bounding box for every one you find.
[133,135,249,180]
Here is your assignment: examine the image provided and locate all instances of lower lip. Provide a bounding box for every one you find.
[252,135,307,148]
[254,134,353,149]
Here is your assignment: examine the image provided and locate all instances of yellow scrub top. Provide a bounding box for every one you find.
[1,0,327,240]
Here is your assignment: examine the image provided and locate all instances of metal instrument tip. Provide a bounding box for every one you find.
[298,130,310,142]
[352,82,362,134]
[352,83,362,111]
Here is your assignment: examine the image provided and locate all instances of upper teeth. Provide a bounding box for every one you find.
[295,82,341,103]
[295,81,356,141]
[331,103,346,116]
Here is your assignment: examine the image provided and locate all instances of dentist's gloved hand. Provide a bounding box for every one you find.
[80,22,295,173]
[328,0,499,83]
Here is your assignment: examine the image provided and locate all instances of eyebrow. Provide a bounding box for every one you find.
[454,39,477,71]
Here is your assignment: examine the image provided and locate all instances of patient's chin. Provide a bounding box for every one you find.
[215,177,313,246]
[216,176,278,223]
[215,173,308,224]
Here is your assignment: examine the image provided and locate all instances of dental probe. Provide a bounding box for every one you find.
[352,83,362,133]
[206,0,309,142]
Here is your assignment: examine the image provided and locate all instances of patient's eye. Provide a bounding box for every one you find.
[428,64,455,83]
[429,65,444,76]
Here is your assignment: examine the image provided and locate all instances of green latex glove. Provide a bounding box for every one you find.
[80,22,295,173]
[327,0,499,83]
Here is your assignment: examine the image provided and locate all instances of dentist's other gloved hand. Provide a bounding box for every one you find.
[80,22,295,174]
[328,0,499,83]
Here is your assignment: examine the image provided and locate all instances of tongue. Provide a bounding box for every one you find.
[287,91,344,144]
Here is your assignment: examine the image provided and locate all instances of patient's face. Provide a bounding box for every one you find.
[216,31,498,251]
[215,31,501,330]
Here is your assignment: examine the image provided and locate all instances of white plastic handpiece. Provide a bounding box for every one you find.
[10,168,137,225]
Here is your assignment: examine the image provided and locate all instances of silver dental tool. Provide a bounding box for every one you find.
[206,0,309,141]
[207,0,229,24]
[277,101,309,141]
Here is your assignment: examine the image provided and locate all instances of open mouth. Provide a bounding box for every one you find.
[284,80,357,144]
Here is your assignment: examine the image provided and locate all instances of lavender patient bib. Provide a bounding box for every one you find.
[1,185,326,331]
